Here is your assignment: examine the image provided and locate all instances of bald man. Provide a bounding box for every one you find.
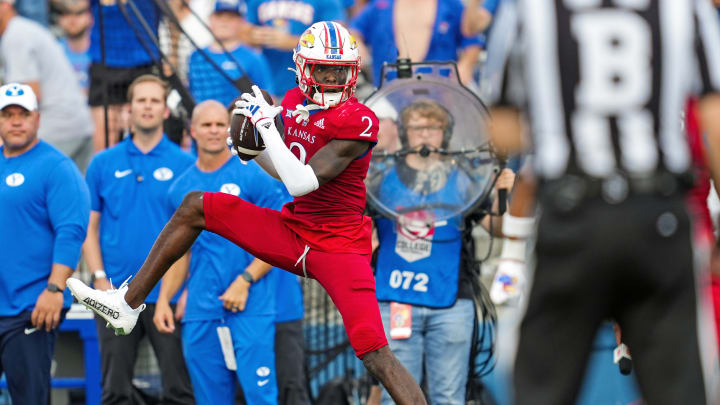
[154,100,288,405]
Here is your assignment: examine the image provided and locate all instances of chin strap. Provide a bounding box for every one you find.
[291,103,327,124]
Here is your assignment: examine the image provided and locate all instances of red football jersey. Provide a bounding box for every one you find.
[279,88,379,254]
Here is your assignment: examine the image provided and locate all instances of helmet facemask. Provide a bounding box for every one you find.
[296,57,358,107]
[292,21,361,108]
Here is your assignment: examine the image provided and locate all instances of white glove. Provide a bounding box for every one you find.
[490,258,526,306]
[232,86,319,196]
[490,237,528,306]
[232,85,283,132]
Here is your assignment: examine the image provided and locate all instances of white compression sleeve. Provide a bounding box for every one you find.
[258,123,319,196]
[254,150,280,180]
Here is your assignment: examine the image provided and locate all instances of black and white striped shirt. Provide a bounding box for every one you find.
[486,0,720,181]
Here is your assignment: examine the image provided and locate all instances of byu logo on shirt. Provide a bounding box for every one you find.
[256,366,270,377]
[257,365,270,385]
[5,173,24,187]
[220,183,241,196]
[153,167,174,181]
[221,60,237,70]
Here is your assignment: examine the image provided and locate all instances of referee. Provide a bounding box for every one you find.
[485,1,720,404]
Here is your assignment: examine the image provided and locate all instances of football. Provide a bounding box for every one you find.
[228,89,274,161]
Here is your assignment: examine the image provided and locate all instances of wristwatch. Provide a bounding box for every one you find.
[90,270,107,284]
[240,272,254,285]
[47,282,64,293]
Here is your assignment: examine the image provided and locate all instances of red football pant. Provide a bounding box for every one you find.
[203,192,388,358]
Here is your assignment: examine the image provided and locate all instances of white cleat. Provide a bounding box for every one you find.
[66,277,145,336]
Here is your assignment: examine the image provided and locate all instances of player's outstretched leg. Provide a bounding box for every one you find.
[306,250,427,405]
[362,346,427,405]
[67,191,207,335]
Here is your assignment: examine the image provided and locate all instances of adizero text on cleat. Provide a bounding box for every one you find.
[66,277,145,336]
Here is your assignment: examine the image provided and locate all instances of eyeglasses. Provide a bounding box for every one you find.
[405,125,444,135]
[60,8,90,16]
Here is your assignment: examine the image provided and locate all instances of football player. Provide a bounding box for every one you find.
[68,21,427,405]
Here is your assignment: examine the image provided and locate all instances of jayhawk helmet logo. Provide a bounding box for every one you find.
[299,31,315,48]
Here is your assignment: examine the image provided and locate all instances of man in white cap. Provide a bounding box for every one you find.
[0,83,90,404]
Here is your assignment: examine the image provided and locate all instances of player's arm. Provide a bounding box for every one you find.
[701,96,720,200]
[695,0,720,227]
[254,150,280,180]
[153,252,190,333]
[308,139,371,184]
[488,171,536,305]
[258,130,368,195]
[234,86,370,196]
[695,1,720,198]
[234,86,317,196]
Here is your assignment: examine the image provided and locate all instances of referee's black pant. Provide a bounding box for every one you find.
[514,194,712,405]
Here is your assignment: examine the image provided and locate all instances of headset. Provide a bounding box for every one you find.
[397,99,455,150]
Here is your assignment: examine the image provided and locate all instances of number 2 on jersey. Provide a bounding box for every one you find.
[359,116,373,137]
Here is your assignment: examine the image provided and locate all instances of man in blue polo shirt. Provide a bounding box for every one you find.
[245,0,346,98]
[152,100,285,405]
[0,83,90,404]
[82,74,195,404]
[188,0,275,108]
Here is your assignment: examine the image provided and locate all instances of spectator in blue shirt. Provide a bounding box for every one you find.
[57,0,92,96]
[245,0,346,98]
[188,0,275,108]
[82,75,195,404]
[0,83,90,405]
[154,100,286,405]
[350,0,482,86]
[88,0,160,151]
